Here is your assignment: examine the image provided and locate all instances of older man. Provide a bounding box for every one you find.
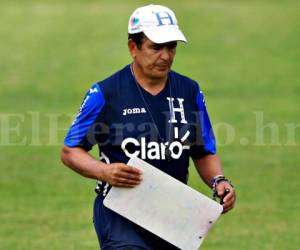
[61,4,236,250]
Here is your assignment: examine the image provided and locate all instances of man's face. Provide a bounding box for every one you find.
[129,37,177,80]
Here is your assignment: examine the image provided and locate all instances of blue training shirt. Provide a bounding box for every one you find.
[64,64,216,195]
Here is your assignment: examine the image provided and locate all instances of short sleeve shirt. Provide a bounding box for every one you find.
[64,65,216,190]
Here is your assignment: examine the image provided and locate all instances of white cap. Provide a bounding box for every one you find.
[128,4,187,44]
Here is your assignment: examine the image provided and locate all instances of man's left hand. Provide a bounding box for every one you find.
[216,181,236,214]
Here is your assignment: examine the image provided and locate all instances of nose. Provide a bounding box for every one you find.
[159,47,173,61]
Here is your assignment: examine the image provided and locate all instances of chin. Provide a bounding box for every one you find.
[152,72,168,80]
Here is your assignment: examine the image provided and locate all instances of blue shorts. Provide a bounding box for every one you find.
[93,195,180,250]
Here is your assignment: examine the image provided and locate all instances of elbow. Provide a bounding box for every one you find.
[60,145,71,166]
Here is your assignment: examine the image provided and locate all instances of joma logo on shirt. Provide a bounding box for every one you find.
[123,108,146,116]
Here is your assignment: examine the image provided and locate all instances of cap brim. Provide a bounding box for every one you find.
[144,26,187,44]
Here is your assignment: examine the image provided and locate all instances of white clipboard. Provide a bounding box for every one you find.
[103,157,223,250]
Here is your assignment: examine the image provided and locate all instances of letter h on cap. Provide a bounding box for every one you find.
[155,12,174,26]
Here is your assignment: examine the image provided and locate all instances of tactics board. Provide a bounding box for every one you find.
[103,157,223,250]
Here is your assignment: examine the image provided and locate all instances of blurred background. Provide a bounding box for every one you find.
[0,0,299,249]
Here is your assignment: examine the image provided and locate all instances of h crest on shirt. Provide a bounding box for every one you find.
[167,97,187,124]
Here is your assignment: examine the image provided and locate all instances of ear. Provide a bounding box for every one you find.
[128,39,137,59]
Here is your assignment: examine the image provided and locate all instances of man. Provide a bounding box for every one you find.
[61,4,236,250]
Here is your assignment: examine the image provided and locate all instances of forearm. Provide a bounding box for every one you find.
[61,145,106,180]
[193,154,223,188]
[60,146,143,187]
[193,154,236,213]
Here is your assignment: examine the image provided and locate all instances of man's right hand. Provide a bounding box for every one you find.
[101,163,143,187]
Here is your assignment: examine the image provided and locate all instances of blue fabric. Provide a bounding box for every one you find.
[93,195,179,250]
[64,64,216,185]
[196,88,216,155]
[65,65,217,248]
[64,83,105,149]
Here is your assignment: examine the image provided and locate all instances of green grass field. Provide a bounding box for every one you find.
[0,0,299,249]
